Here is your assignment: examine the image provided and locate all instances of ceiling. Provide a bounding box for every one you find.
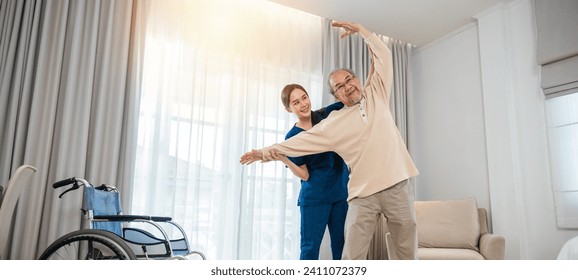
[267,0,513,46]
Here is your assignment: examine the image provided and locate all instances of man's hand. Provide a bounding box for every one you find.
[240,149,263,165]
[332,21,371,39]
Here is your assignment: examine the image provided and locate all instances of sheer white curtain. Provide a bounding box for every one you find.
[132,0,324,260]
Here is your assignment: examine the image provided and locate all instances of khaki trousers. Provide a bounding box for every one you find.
[342,179,417,260]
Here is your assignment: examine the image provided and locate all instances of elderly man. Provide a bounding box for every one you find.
[240,21,418,260]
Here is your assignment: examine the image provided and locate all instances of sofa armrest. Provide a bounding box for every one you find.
[479,233,505,260]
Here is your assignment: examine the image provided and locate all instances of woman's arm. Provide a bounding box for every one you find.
[270,149,309,181]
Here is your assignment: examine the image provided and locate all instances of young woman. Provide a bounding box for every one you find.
[271,84,349,260]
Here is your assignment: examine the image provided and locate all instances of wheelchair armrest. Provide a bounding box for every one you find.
[93,214,172,222]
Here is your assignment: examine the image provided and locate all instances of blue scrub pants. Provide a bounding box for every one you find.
[299,199,348,260]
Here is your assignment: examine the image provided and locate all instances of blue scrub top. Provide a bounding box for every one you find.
[286,102,349,206]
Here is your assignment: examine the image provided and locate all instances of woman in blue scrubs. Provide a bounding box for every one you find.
[271,84,349,260]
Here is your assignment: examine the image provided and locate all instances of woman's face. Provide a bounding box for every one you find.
[286,88,311,119]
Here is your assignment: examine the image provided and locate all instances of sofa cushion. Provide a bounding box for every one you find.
[415,198,480,250]
[418,248,485,260]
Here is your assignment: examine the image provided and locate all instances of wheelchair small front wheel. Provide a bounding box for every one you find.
[38,229,137,260]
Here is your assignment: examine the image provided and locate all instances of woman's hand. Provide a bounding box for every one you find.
[269,149,289,163]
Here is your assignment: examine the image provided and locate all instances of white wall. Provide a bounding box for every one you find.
[410,22,490,208]
[409,0,578,259]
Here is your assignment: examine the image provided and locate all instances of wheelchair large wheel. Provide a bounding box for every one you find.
[38,229,137,260]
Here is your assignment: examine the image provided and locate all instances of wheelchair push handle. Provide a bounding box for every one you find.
[53,177,77,188]
[53,177,92,198]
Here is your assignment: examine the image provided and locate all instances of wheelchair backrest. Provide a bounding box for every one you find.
[84,186,123,236]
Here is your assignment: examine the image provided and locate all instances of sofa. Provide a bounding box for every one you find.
[413,198,505,260]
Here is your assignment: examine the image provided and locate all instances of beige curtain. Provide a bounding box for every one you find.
[321,19,414,260]
[0,0,145,259]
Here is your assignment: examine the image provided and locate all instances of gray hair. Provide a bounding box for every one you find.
[327,68,357,95]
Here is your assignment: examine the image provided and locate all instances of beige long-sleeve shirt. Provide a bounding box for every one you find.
[263,32,419,201]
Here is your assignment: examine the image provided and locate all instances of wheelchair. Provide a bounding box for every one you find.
[38,177,206,260]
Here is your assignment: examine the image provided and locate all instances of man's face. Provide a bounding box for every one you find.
[330,70,362,107]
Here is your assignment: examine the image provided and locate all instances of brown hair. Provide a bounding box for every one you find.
[281,84,308,109]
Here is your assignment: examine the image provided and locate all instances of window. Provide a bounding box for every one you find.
[546,91,578,228]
